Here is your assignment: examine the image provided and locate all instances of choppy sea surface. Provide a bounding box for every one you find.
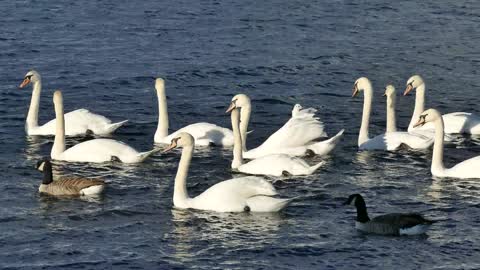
[1,0,480,269]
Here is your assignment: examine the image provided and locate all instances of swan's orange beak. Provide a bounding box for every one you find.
[19,77,31,88]
[352,85,359,97]
[162,139,178,153]
[403,84,413,96]
[226,101,236,113]
[413,117,426,128]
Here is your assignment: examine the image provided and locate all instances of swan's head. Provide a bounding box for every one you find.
[162,132,194,152]
[155,78,165,92]
[226,94,251,113]
[20,70,41,88]
[293,104,303,111]
[36,159,50,172]
[404,75,424,96]
[413,108,441,128]
[53,90,63,104]
[383,85,395,97]
[343,194,366,207]
[352,77,372,97]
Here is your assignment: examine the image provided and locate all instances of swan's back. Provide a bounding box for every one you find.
[238,154,313,176]
[190,176,277,212]
[36,109,114,136]
[255,114,326,151]
[60,139,140,163]
[166,122,233,146]
[447,156,480,178]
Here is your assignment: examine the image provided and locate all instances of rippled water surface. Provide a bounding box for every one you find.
[1,0,480,269]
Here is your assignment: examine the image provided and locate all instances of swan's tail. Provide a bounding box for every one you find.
[136,147,162,162]
[102,120,128,134]
[308,161,326,175]
[246,196,293,212]
[307,129,345,156]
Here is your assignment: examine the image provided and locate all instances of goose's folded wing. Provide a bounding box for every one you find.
[372,213,430,228]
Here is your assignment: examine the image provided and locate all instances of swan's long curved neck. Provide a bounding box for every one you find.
[386,95,397,133]
[231,108,244,169]
[26,81,42,131]
[154,85,169,140]
[359,87,373,146]
[432,116,445,174]
[239,104,251,152]
[408,84,426,131]
[51,94,66,158]
[173,144,193,207]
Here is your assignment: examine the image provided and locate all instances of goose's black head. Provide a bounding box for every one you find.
[344,194,365,206]
[36,159,51,172]
[36,159,53,185]
[344,193,370,222]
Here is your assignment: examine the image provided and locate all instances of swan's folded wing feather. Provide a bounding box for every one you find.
[166,122,233,146]
[256,115,326,150]
[195,176,277,201]
[449,156,480,178]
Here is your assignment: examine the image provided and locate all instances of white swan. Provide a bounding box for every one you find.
[153,78,233,146]
[163,132,292,212]
[229,106,324,177]
[20,70,127,136]
[353,77,432,151]
[414,108,480,179]
[226,94,344,159]
[51,91,158,163]
[404,75,480,134]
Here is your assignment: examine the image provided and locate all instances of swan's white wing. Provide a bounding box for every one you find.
[385,132,433,149]
[447,156,480,179]
[162,122,233,146]
[57,138,144,163]
[33,109,125,136]
[238,154,321,176]
[252,114,326,151]
[360,134,400,151]
[360,132,431,151]
[410,129,455,142]
[189,176,278,212]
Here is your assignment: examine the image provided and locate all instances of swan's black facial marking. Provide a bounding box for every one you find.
[171,137,180,145]
[25,75,33,80]
[226,99,238,113]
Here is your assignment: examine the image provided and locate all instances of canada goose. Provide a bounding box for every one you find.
[36,159,105,196]
[344,194,434,236]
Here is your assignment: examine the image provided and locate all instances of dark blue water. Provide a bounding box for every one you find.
[1,0,480,269]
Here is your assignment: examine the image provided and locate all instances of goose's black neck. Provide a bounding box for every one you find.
[42,161,53,185]
[354,195,370,223]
